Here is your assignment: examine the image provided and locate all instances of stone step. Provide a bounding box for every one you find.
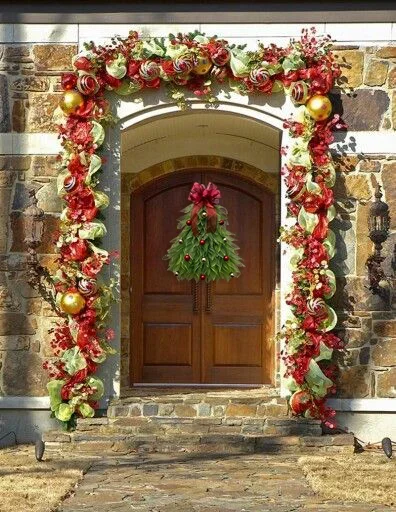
[76,414,322,437]
[43,431,354,456]
[107,393,288,420]
[118,385,280,403]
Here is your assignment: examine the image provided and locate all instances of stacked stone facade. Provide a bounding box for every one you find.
[328,47,396,399]
[0,34,395,400]
[0,43,76,395]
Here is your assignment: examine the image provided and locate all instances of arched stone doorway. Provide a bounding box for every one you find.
[101,101,289,395]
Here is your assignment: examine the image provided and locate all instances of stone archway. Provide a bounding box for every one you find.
[120,155,281,389]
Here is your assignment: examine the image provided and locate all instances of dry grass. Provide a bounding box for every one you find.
[0,445,91,512]
[299,452,396,506]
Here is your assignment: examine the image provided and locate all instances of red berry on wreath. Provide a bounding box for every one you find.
[223,255,229,261]
[200,239,206,245]
[219,220,225,225]
[186,220,192,226]
[200,274,206,280]
[184,254,191,261]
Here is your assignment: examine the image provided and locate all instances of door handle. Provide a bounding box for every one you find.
[205,282,213,313]
[192,280,199,313]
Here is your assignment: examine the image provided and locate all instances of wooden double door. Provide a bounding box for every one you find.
[130,169,275,385]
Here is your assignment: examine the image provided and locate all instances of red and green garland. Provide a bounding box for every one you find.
[46,27,344,428]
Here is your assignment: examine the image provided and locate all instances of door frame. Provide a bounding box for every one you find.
[125,158,280,388]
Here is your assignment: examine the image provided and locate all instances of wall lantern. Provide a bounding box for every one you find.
[366,184,391,303]
[23,189,60,313]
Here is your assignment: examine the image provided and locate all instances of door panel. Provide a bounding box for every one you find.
[131,172,201,383]
[201,172,275,384]
[130,169,275,385]
[213,324,262,366]
[143,323,192,365]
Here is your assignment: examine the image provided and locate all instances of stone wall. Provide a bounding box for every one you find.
[0,35,395,400]
[0,43,76,395]
[330,47,396,399]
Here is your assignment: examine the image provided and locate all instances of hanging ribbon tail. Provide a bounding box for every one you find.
[312,212,328,241]
[191,202,202,237]
[206,204,217,233]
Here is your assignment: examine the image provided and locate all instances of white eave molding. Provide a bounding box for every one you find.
[0,396,395,412]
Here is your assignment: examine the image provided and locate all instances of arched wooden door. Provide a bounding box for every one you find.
[130,170,276,385]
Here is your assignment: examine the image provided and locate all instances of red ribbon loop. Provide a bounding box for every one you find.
[188,182,221,236]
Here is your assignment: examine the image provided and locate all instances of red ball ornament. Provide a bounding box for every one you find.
[290,390,312,416]
[200,239,206,245]
[186,220,192,226]
[200,274,206,280]
[184,254,191,261]
[223,255,229,261]
[219,220,225,225]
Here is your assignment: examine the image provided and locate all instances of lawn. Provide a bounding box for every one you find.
[0,445,91,512]
[299,452,396,506]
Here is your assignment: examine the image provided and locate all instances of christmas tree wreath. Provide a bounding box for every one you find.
[165,182,243,282]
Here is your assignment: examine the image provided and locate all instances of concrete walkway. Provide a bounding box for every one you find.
[59,453,394,512]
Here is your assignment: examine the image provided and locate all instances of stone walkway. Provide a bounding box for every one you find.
[59,453,394,512]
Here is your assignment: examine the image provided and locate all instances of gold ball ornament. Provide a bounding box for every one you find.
[60,291,86,315]
[59,90,85,115]
[306,94,332,121]
[192,54,212,75]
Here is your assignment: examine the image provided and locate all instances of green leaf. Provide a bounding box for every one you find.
[55,403,74,422]
[323,229,336,259]
[164,41,189,59]
[298,207,318,234]
[315,341,333,362]
[305,359,333,398]
[57,171,68,195]
[99,339,117,356]
[78,402,95,418]
[105,53,127,78]
[86,154,102,184]
[47,379,65,412]
[289,247,304,268]
[86,376,105,401]
[229,48,251,77]
[288,139,312,169]
[114,79,143,96]
[321,305,338,332]
[91,121,105,147]
[282,51,306,73]
[323,163,336,187]
[327,205,336,222]
[193,34,210,44]
[79,220,107,240]
[61,346,87,376]
[306,174,321,194]
[94,191,110,210]
[143,39,166,57]
[285,376,299,393]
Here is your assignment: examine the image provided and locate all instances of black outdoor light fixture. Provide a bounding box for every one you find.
[366,184,391,303]
[23,189,59,313]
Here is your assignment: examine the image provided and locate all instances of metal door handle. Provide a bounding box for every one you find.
[192,280,199,313]
[205,282,213,313]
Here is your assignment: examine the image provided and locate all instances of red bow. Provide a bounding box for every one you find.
[188,182,221,236]
[302,184,333,241]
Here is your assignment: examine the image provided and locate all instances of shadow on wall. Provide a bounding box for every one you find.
[0,409,58,448]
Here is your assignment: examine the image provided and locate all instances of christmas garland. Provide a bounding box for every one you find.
[47,27,344,429]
